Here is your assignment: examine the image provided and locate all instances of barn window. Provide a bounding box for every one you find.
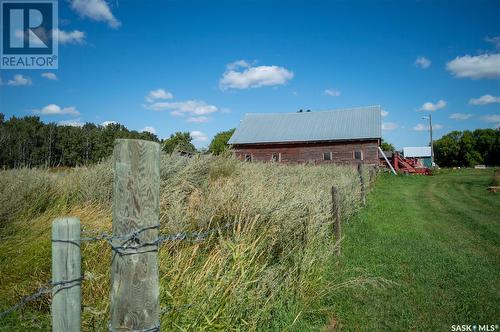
[354,150,363,160]
[271,153,281,162]
[323,152,332,161]
[245,154,252,162]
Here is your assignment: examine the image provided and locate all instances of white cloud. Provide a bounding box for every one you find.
[382,122,398,131]
[413,123,443,131]
[145,100,218,116]
[55,29,86,44]
[142,126,156,134]
[58,119,84,127]
[446,53,500,79]
[324,88,341,97]
[381,110,389,117]
[143,90,222,123]
[449,113,472,121]
[480,114,500,123]
[469,94,500,105]
[170,111,184,117]
[187,116,210,123]
[191,130,208,142]
[70,0,121,28]
[226,60,250,70]
[485,35,500,49]
[418,99,446,112]
[4,74,32,86]
[145,88,173,102]
[101,120,117,126]
[220,61,294,90]
[415,56,431,69]
[33,104,80,116]
[41,72,58,80]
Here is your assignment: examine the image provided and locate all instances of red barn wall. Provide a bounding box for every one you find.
[232,140,380,165]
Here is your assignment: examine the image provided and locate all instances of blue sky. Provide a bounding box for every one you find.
[1,0,499,148]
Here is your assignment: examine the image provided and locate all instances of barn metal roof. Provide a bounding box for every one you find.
[403,146,431,158]
[228,106,382,145]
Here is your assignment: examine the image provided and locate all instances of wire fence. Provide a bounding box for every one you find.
[0,199,305,321]
[0,220,238,320]
[0,179,366,321]
[0,278,83,319]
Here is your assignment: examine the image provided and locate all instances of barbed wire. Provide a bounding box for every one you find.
[0,277,82,319]
[1,203,307,320]
[79,220,240,256]
[1,222,235,318]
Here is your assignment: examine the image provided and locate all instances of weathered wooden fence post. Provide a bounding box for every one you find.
[52,217,81,332]
[110,139,161,331]
[331,186,341,256]
[357,163,366,207]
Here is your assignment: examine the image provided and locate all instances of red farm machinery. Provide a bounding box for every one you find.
[378,148,432,175]
[392,152,432,175]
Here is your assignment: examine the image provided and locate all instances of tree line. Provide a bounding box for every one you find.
[0,114,159,168]
[0,113,236,168]
[434,128,500,167]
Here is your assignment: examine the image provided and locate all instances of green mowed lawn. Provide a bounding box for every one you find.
[328,169,500,331]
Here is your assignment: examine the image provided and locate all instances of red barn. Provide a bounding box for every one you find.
[228,106,381,165]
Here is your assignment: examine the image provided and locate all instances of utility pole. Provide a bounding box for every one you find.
[429,114,434,166]
[422,115,434,167]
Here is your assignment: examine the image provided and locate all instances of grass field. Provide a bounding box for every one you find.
[327,169,500,331]
[0,160,498,331]
[0,155,367,331]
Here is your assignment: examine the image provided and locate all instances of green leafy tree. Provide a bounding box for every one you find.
[434,131,462,167]
[380,139,395,152]
[434,129,500,167]
[473,128,500,165]
[209,128,235,155]
[459,131,483,167]
[163,132,196,154]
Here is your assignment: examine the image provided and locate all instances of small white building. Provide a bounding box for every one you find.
[403,147,432,167]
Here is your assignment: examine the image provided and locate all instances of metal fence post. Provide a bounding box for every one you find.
[110,139,161,331]
[331,186,341,256]
[52,217,81,332]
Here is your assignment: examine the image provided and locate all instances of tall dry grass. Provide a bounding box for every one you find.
[0,154,371,331]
